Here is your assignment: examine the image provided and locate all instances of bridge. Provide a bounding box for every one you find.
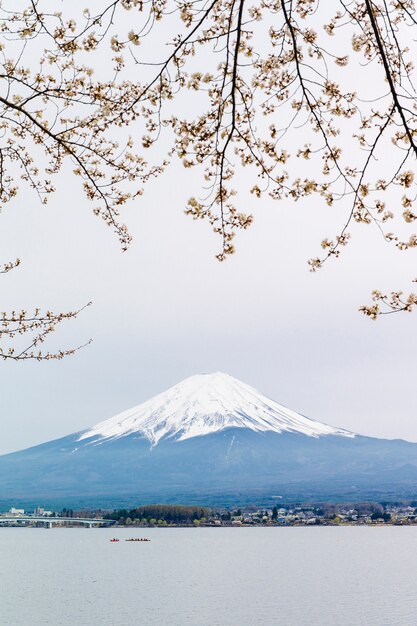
[0,516,117,528]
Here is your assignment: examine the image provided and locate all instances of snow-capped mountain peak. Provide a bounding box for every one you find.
[78,372,354,447]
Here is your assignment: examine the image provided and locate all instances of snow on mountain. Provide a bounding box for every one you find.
[78,372,354,447]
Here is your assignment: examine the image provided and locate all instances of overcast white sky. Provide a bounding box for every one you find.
[0,2,416,455]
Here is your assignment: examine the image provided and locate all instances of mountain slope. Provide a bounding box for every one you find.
[1,373,417,506]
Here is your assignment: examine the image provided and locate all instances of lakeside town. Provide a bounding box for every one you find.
[3,502,417,527]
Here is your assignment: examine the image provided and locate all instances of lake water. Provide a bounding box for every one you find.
[1,526,417,625]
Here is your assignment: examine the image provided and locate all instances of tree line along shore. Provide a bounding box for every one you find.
[3,502,417,528]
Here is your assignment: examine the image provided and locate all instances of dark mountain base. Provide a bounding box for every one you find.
[2,428,417,508]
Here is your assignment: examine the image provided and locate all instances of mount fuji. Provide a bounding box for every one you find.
[1,372,417,507]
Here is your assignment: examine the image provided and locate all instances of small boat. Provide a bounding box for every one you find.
[110,538,120,542]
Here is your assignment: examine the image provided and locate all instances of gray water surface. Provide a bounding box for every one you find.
[1,526,416,625]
